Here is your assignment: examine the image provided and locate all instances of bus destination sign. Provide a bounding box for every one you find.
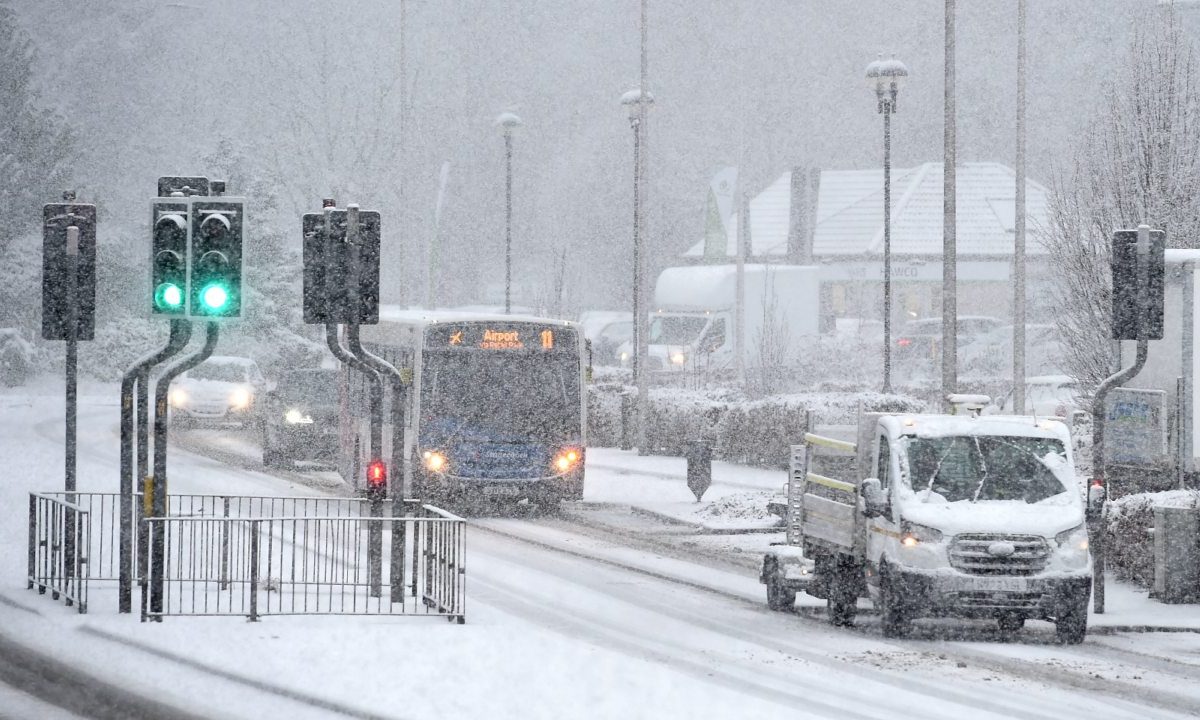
[429,324,574,352]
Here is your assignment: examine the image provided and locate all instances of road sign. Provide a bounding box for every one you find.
[1104,387,1168,468]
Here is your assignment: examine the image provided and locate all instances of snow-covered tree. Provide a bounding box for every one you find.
[1044,7,1200,393]
[0,1,76,332]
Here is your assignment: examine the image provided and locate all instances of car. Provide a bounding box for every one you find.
[894,315,1006,378]
[999,374,1084,418]
[959,323,1065,380]
[259,368,339,467]
[168,356,267,426]
[0,328,34,387]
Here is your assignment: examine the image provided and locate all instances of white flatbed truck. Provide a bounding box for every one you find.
[761,407,1098,643]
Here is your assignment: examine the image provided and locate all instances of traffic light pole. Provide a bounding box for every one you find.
[346,322,408,600]
[117,319,192,613]
[1090,225,1153,614]
[325,322,384,597]
[148,322,219,619]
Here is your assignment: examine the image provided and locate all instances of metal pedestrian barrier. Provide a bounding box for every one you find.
[27,492,90,613]
[25,492,466,623]
[141,502,465,622]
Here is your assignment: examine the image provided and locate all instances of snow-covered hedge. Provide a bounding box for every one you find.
[587,384,926,468]
[1104,490,1200,589]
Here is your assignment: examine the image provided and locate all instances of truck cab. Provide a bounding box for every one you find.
[860,414,1092,641]
[762,410,1095,643]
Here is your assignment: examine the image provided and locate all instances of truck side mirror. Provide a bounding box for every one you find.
[861,478,887,518]
[1086,480,1106,520]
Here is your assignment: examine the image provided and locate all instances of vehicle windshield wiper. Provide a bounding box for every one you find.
[970,436,989,503]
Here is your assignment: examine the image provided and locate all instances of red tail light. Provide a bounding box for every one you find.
[897,338,912,347]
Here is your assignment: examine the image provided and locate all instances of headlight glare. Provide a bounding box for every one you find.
[1055,523,1089,551]
[230,387,252,409]
[553,447,582,473]
[900,521,943,547]
[423,450,448,473]
[169,388,188,407]
[284,408,313,424]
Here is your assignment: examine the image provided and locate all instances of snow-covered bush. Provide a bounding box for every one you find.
[1105,490,1200,589]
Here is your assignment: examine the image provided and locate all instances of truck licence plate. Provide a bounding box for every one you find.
[482,486,521,496]
[960,576,1028,593]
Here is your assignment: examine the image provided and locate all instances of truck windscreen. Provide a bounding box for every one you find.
[650,316,708,344]
[904,435,1069,504]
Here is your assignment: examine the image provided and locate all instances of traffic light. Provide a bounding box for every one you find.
[41,202,97,340]
[1112,228,1165,340]
[366,459,387,498]
[302,212,330,324]
[353,210,381,325]
[189,199,245,318]
[150,200,189,315]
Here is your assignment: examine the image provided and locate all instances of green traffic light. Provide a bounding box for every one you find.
[154,283,183,311]
[201,284,229,311]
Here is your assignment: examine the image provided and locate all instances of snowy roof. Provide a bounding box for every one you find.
[683,162,1051,259]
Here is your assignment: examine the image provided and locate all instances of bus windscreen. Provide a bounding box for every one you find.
[421,351,581,443]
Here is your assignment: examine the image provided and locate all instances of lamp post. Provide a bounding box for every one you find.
[866,54,909,394]
[495,112,522,314]
[621,88,653,449]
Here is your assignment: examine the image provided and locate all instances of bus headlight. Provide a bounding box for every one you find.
[230,387,252,410]
[423,450,448,473]
[554,448,582,473]
[169,388,188,407]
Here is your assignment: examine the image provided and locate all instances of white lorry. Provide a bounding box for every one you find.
[761,408,1097,643]
[636,264,820,373]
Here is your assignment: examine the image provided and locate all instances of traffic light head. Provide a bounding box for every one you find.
[366,459,387,498]
[41,202,97,340]
[151,200,189,315]
[188,199,245,319]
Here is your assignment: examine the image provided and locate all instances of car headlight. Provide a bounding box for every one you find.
[284,408,313,425]
[230,387,252,410]
[169,388,188,407]
[670,352,687,365]
[423,450,448,473]
[1055,523,1089,551]
[900,521,944,547]
[553,448,582,473]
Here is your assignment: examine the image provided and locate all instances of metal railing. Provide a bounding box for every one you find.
[27,492,90,613]
[142,503,465,622]
[34,492,373,582]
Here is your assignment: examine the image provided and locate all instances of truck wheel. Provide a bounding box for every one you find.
[1055,595,1088,645]
[828,595,857,626]
[766,577,797,611]
[878,570,912,638]
[997,614,1025,635]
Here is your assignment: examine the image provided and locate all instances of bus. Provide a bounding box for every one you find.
[342,308,587,509]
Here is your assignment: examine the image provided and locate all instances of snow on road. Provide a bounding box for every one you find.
[2,383,1199,719]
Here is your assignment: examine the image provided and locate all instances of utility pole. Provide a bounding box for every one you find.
[942,0,958,407]
[635,0,650,453]
[1013,0,1028,414]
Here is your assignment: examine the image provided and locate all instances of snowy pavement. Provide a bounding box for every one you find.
[3,381,1200,718]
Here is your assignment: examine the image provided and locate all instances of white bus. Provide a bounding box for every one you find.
[344,308,587,509]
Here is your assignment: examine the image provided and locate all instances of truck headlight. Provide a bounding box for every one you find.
[1055,523,1089,550]
[900,521,943,547]
[1054,523,1090,569]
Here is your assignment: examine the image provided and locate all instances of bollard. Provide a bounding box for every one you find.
[684,439,712,502]
[620,391,635,451]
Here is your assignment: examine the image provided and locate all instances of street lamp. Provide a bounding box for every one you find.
[866,54,908,393]
[495,111,523,314]
[621,87,653,450]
